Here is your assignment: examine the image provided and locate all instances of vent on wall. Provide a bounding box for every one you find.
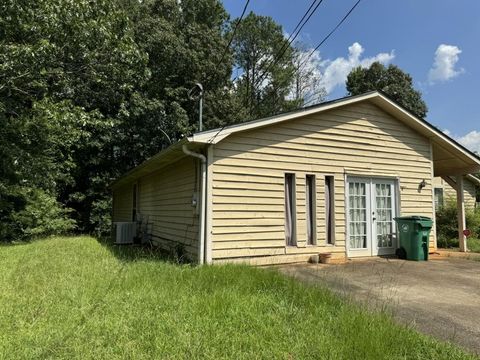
[113,222,137,244]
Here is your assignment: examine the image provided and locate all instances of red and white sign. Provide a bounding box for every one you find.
[463,229,471,237]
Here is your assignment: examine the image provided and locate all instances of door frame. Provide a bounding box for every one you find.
[345,175,399,258]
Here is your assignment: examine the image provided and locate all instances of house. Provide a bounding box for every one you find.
[111,91,480,265]
[433,175,480,211]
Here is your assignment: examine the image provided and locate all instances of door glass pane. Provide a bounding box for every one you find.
[348,182,367,249]
[375,183,394,248]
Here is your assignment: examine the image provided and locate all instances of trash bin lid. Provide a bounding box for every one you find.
[394,216,432,222]
[394,216,433,228]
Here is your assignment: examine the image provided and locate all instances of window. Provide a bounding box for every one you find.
[306,175,316,245]
[284,173,297,246]
[325,176,335,245]
[434,188,444,209]
[132,183,138,221]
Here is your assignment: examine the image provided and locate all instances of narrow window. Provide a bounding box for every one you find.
[284,173,297,246]
[325,176,335,245]
[306,175,317,245]
[434,188,444,209]
[132,184,138,221]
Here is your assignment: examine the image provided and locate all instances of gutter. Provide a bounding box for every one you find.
[182,144,206,265]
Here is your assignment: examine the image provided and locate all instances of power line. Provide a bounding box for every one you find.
[207,0,363,142]
[195,0,250,138]
[230,0,320,85]
[215,0,251,70]
[298,0,362,71]
[205,0,321,142]
[251,0,325,92]
[251,0,364,115]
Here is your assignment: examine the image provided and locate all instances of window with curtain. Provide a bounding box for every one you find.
[325,176,335,245]
[375,183,393,248]
[284,173,297,246]
[348,182,367,249]
[306,175,316,245]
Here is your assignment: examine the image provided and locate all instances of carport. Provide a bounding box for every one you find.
[379,97,480,252]
[429,134,480,251]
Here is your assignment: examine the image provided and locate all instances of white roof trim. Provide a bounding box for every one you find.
[189,92,380,144]
[114,91,480,187]
[189,91,480,167]
[370,94,480,165]
[466,174,480,186]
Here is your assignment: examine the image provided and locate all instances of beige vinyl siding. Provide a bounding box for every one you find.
[433,177,477,211]
[112,183,133,222]
[211,102,434,263]
[138,157,199,260]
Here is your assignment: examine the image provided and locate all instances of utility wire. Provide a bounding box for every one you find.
[251,0,324,92]
[195,0,249,139]
[207,0,363,143]
[250,0,363,116]
[298,0,362,71]
[201,0,250,91]
[215,0,251,70]
[231,0,320,84]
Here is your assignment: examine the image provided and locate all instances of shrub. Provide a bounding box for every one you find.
[89,197,112,239]
[4,187,76,241]
[436,198,480,248]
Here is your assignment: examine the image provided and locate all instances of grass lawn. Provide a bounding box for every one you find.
[0,237,476,359]
[468,238,480,253]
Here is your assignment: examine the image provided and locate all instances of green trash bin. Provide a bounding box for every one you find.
[394,216,433,261]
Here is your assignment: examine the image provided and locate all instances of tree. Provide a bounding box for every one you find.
[126,0,242,133]
[346,62,428,118]
[230,12,300,119]
[0,0,147,239]
[290,43,326,107]
[0,0,243,239]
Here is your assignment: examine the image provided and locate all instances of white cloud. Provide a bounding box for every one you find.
[428,44,464,84]
[454,130,480,154]
[305,42,395,94]
[444,129,480,154]
[287,48,326,105]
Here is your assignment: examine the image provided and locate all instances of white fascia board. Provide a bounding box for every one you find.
[372,94,480,166]
[189,92,379,144]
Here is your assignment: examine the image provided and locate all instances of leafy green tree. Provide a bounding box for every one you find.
[0,0,145,239]
[346,62,428,118]
[0,98,110,240]
[127,0,241,132]
[0,0,148,117]
[1,0,245,239]
[230,12,300,119]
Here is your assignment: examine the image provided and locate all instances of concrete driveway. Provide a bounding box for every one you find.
[276,257,480,354]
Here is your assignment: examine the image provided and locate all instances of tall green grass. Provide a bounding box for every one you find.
[0,237,475,359]
[438,237,480,253]
[468,238,480,253]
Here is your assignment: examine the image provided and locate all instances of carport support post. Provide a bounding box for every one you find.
[456,175,467,252]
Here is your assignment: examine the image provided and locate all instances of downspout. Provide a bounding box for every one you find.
[182,144,206,265]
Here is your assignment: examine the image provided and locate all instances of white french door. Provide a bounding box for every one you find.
[347,177,397,257]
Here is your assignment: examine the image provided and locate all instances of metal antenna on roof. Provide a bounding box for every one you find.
[188,83,204,132]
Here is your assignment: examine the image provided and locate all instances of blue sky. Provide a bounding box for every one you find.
[222,0,480,153]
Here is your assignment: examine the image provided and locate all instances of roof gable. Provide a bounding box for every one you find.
[190,91,480,176]
[113,91,480,188]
